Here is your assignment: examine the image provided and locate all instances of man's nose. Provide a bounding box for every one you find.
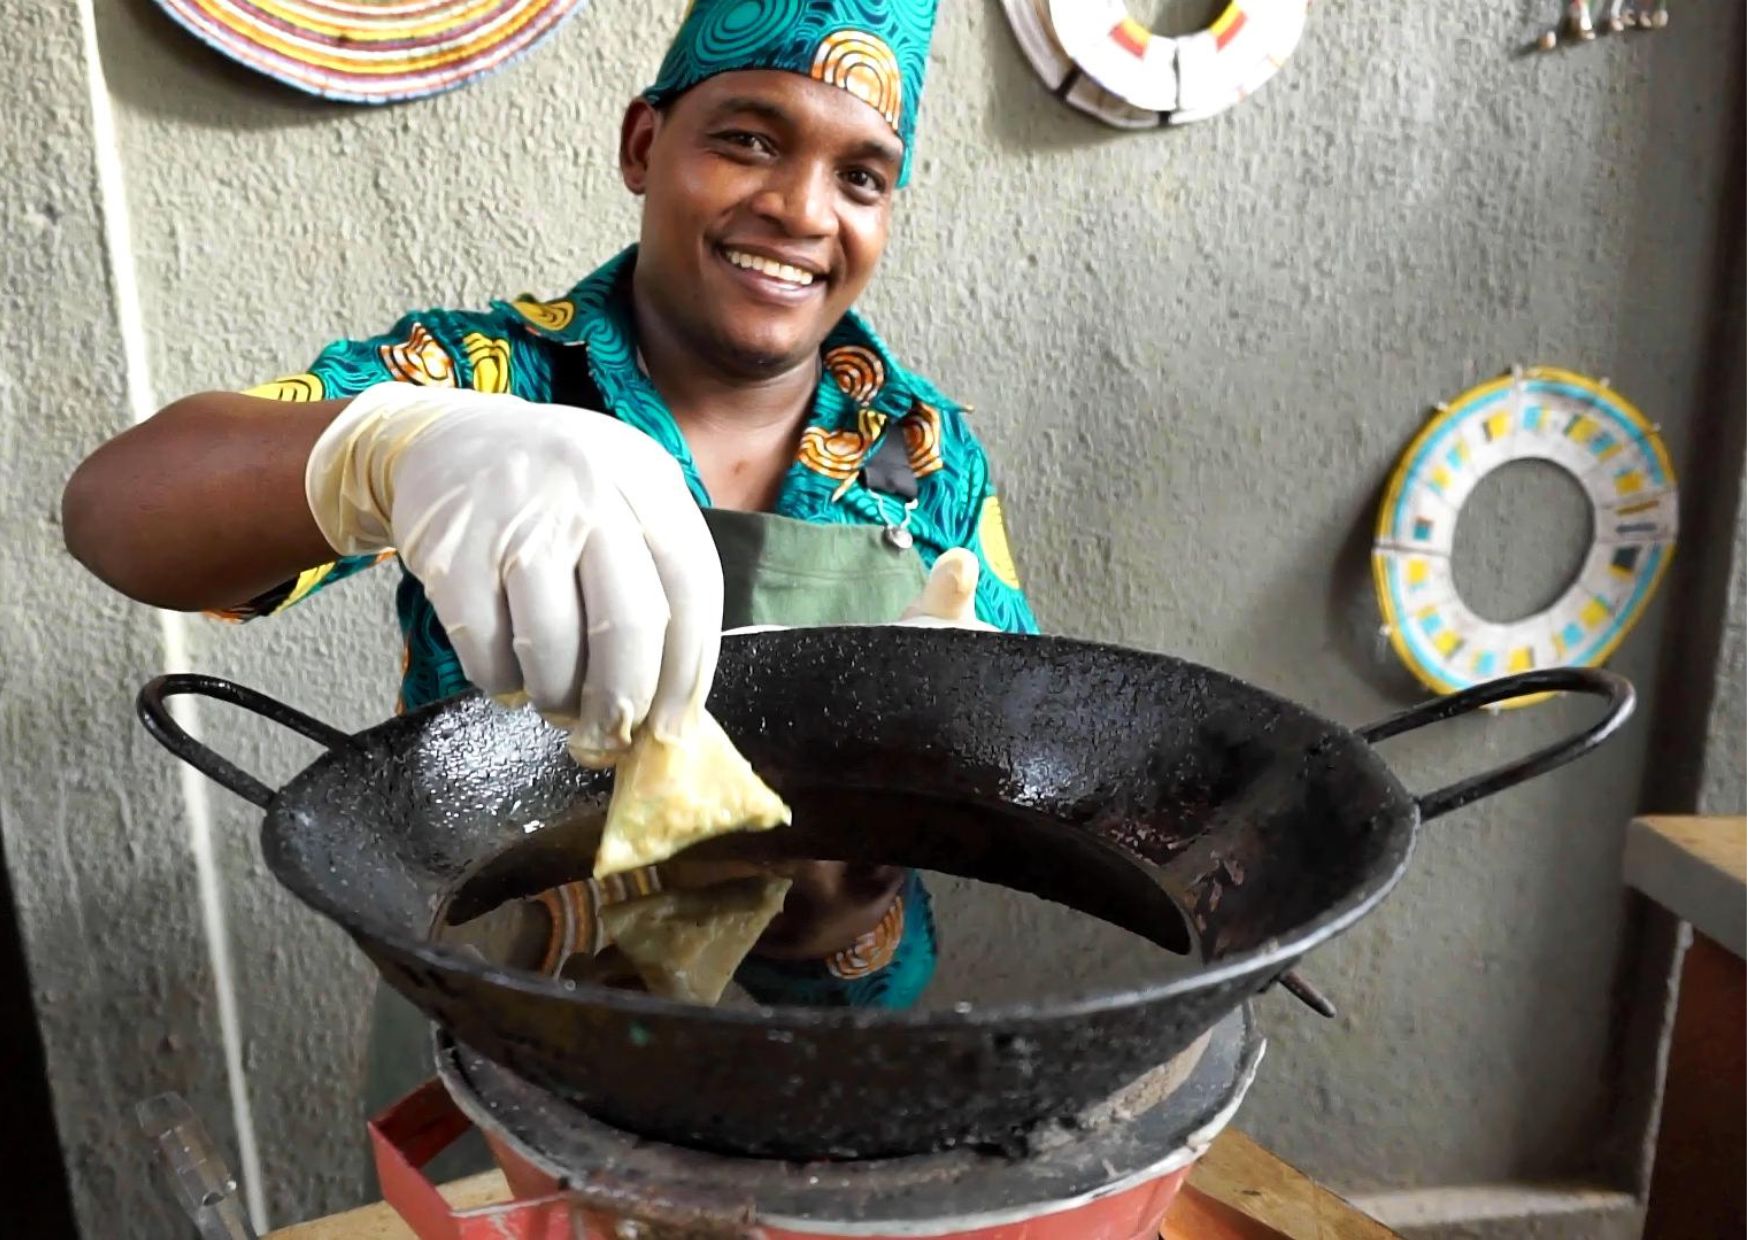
[752,160,836,237]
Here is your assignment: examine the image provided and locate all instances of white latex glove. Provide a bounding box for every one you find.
[723,547,996,638]
[305,382,723,760]
[895,548,996,631]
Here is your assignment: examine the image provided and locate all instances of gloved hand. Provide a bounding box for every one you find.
[305,381,723,760]
[895,548,995,631]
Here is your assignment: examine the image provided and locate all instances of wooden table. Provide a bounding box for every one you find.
[1166,1132,1399,1239]
[1625,815,1746,1240]
[268,1130,1397,1239]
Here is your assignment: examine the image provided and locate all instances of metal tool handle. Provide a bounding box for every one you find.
[1355,667,1634,822]
[137,1093,256,1240]
[138,674,355,809]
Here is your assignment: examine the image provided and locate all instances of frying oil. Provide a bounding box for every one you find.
[433,786,1203,1012]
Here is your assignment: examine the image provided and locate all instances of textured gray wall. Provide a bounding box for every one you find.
[1701,490,1745,814]
[1,6,239,1237]
[3,0,1742,1234]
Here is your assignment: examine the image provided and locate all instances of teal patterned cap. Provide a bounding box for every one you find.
[644,0,941,187]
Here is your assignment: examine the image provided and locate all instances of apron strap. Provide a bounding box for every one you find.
[862,422,919,502]
[548,341,595,408]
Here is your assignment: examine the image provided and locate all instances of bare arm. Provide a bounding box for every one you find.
[62,392,351,612]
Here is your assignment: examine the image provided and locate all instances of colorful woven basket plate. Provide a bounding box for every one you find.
[1373,366,1677,703]
[151,0,592,104]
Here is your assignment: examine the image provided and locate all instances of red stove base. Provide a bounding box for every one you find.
[371,1083,1195,1240]
[372,1007,1261,1240]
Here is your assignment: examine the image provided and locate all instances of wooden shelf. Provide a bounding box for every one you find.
[1631,816,1747,1238]
[1624,815,1745,958]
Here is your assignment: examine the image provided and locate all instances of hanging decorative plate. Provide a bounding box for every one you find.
[1002,0,1159,129]
[150,0,592,105]
[1373,366,1677,705]
[1003,0,1309,128]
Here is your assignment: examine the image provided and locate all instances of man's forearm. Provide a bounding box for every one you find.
[62,392,351,611]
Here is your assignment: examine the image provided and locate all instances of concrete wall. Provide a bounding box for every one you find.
[1703,499,1745,813]
[2,0,1741,1234]
[0,5,247,1235]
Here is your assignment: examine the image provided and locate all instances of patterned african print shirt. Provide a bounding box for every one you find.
[222,246,1037,712]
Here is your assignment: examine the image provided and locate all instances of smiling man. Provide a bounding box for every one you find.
[63,0,1036,1165]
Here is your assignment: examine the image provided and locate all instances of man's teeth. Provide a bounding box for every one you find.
[725,249,816,286]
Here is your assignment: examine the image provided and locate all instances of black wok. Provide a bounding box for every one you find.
[138,629,1630,1159]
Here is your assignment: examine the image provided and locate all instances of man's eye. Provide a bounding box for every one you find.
[843,168,887,196]
[716,130,773,154]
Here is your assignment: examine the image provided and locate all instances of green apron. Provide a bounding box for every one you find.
[360,508,927,1192]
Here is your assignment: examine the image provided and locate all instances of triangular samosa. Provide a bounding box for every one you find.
[583,710,791,879]
[597,875,792,1005]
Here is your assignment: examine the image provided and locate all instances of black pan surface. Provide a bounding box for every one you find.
[139,629,1630,1158]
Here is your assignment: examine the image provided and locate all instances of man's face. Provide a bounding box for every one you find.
[622,70,901,376]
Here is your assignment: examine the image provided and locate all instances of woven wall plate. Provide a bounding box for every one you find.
[1373,366,1677,704]
[1003,0,1308,128]
[152,0,593,104]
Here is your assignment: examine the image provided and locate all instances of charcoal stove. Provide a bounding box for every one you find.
[370,1004,1262,1240]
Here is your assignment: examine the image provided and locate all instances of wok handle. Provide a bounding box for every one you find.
[1355,667,1635,823]
[137,674,355,809]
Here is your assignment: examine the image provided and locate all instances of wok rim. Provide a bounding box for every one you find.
[268,630,1422,1031]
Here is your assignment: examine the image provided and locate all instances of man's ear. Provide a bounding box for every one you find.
[620,98,660,196]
